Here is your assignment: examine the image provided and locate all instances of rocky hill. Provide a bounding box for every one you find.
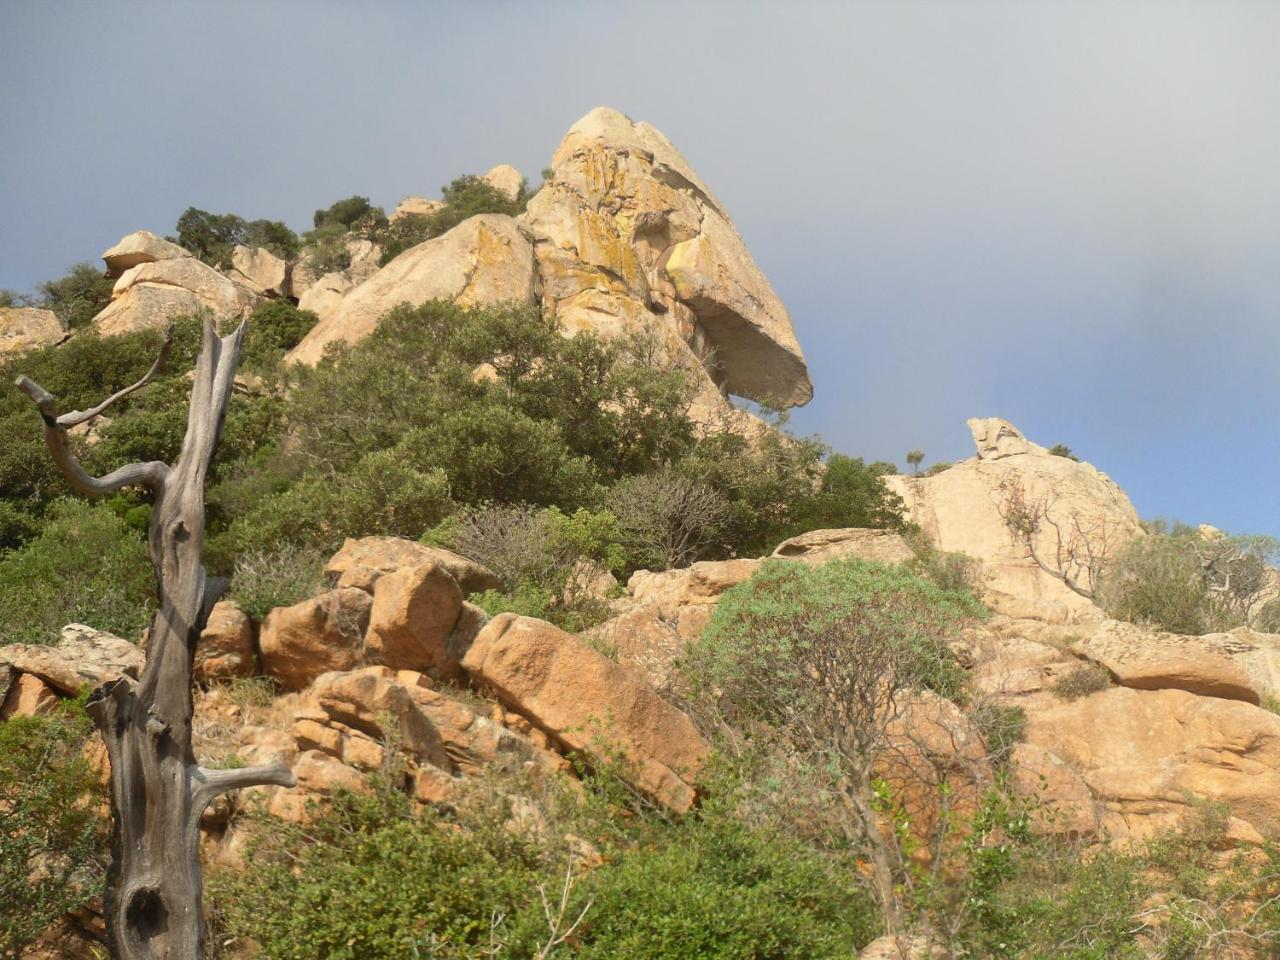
[4,109,1280,960]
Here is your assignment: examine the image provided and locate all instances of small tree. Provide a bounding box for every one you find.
[15,317,294,959]
[605,468,731,570]
[683,559,983,933]
[906,449,925,476]
[996,478,1125,599]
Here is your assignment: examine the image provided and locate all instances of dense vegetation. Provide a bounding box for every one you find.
[0,701,107,959]
[1097,520,1279,634]
[0,294,906,639]
[5,183,1280,958]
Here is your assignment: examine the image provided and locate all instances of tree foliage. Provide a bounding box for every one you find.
[172,206,298,266]
[1097,523,1279,633]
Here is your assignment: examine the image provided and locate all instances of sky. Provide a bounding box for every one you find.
[1,0,1277,537]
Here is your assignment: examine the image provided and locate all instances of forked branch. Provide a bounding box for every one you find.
[14,327,174,496]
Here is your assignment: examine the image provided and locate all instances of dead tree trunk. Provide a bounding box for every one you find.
[16,317,294,960]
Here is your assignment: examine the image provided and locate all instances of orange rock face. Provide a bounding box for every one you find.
[364,563,464,677]
[195,600,257,683]
[462,613,708,812]
[258,588,372,691]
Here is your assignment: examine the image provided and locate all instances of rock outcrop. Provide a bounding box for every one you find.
[100,230,192,278]
[287,214,537,364]
[0,624,144,696]
[257,587,373,691]
[195,600,257,683]
[1021,686,1280,842]
[525,107,811,408]
[462,613,709,811]
[92,255,259,336]
[771,527,915,566]
[482,164,524,200]
[226,245,289,297]
[0,306,65,358]
[886,417,1143,622]
[325,535,501,595]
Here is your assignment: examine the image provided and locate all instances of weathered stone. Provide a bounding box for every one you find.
[0,624,144,696]
[860,934,947,960]
[391,196,445,222]
[885,418,1143,623]
[295,270,353,324]
[771,527,915,566]
[0,306,65,358]
[100,230,192,278]
[326,536,501,595]
[227,245,289,297]
[395,669,560,776]
[92,257,258,336]
[298,666,450,769]
[969,635,1076,697]
[482,164,524,200]
[364,562,464,676]
[195,600,256,683]
[1009,742,1099,838]
[1022,686,1280,841]
[586,603,683,689]
[524,106,811,407]
[0,672,60,718]
[461,613,708,812]
[626,559,761,619]
[1072,620,1260,703]
[877,691,994,854]
[968,417,1047,460]
[288,214,536,365]
[257,588,372,691]
[266,749,370,822]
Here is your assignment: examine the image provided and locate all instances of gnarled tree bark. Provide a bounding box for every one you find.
[16,317,294,960]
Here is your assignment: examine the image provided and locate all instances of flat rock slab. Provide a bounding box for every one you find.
[0,623,144,696]
[1074,620,1261,704]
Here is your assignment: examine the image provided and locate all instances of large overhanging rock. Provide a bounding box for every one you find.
[287,214,537,365]
[523,107,812,407]
[0,306,65,358]
[92,256,260,335]
[885,418,1143,623]
[100,229,193,278]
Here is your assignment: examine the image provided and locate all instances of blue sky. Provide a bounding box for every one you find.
[2,0,1277,536]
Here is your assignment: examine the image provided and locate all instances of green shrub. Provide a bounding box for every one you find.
[688,558,981,710]
[1050,662,1112,700]
[970,702,1026,766]
[906,530,983,595]
[0,500,152,644]
[377,175,529,264]
[572,816,876,959]
[1048,443,1079,461]
[1255,597,1280,633]
[0,701,108,959]
[36,262,113,330]
[229,543,326,621]
[210,790,557,960]
[220,447,452,560]
[237,300,319,371]
[605,467,730,570]
[313,195,378,230]
[1097,525,1278,633]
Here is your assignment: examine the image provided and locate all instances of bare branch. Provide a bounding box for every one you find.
[15,332,173,496]
[60,327,174,428]
[189,762,296,812]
